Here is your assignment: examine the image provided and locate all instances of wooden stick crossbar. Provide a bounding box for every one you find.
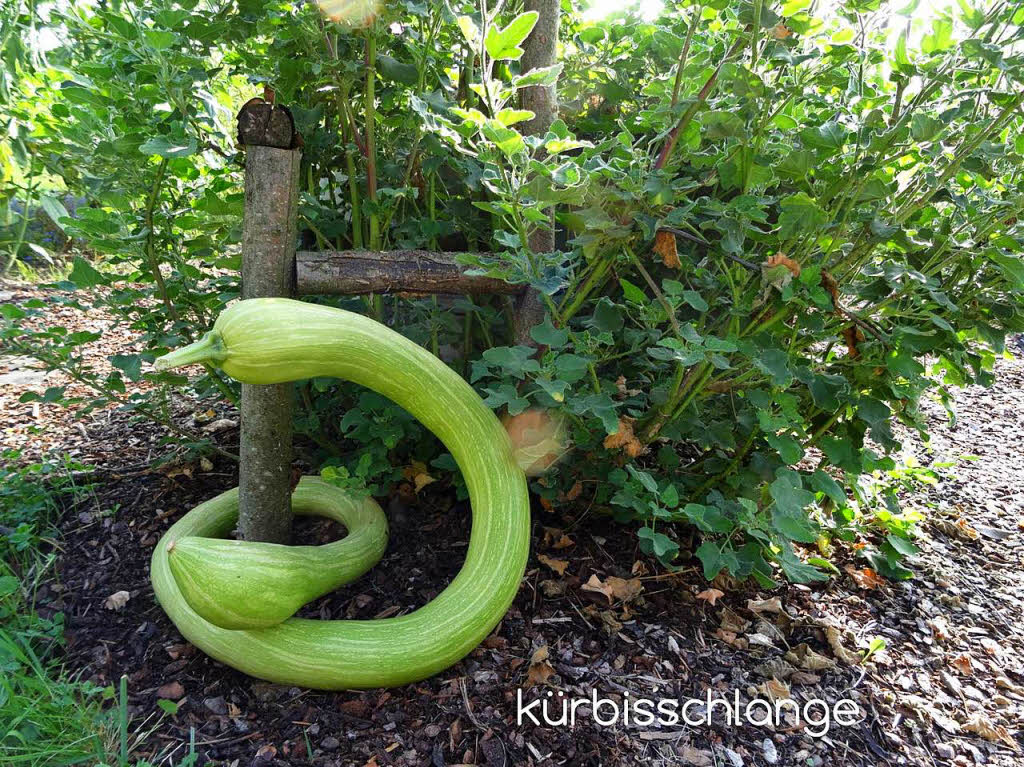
[294,249,521,296]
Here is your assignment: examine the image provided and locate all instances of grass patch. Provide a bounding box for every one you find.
[0,451,112,765]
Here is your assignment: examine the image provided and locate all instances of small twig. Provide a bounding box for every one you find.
[459,677,486,731]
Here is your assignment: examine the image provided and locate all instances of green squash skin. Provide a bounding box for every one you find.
[151,298,531,690]
[166,487,388,630]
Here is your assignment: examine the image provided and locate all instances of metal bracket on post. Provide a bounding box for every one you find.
[237,98,302,543]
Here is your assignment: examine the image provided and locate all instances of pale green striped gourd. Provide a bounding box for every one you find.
[151,298,530,689]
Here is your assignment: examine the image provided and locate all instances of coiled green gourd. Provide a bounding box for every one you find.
[151,298,530,689]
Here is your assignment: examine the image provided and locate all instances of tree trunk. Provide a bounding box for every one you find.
[514,0,560,345]
[238,140,301,544]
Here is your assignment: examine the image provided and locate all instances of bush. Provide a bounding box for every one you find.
[3,0,1023,583]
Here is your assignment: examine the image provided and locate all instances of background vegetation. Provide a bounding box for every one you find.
[3,0,1024,592]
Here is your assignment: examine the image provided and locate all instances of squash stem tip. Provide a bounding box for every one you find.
[154,331,227,372]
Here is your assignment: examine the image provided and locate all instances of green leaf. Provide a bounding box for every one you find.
[530,315,568,348]
[38,195,70,234]
[157,698,179,715]
[590,298,624,333]
[989,253,1024,290]
[0,575,19,598]
[619,278,647,304]
[139,136,197,158]
[575,393,619,433]
[457,16,480,45]
[481,122,525,156]
[552,353,590,383]
[921,17,953,54]
[766,433,804,465]
[111,354,144,381]
[481,345,541,379]
[638,527,679,562]
[534,377,569,403]
[69,256,108,288]
[495,108,534,127]
[777,544,828,583]
[753,348,793,388]
[484,11,539,60]
[682,290,709,312]
[910,113,943,141]
[377,55,419,86]
[682,503,734,534]
[800,121,847,152]
[512,63,563,88]
[810,470,846,506]
[695,541,726,579]
[1,303,26,320]
[886,533,920,558]
[702,111,746,139]
[778,192,828,241]
[144,29,177,50]
[770,469,818,542]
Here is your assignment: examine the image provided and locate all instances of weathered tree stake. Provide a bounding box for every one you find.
[295,250,522,296]
[238,100,301,544]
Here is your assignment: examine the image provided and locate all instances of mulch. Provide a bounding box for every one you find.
[4,281,1024,766]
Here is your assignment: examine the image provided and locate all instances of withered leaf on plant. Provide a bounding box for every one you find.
[653,230,681,269]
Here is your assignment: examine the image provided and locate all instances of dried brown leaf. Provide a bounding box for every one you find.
[785,643,837,672]
[825,626,861,666]
[654,230,681,269]
[845,565,885,590]
[603,416,644,458]
[526,645,555,687]
[747,597,784,614]
[764,253,801,277]
[157,681,185,699]
[537,554,568,576]
[964,713,1019,750]
[696,588,725,606]
[606,576,644,603]
[105,590,130,611]
[950,653,974,676]
[581,574,615,604]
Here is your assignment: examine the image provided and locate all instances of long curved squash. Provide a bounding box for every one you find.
[151,298,531,689]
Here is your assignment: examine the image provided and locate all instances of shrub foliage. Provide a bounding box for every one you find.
[3,0,1024,583]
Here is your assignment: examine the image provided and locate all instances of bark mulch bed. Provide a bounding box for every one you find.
[3,281,1023,766]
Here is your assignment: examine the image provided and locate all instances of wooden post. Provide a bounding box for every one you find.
[515,0,560,345]
[238,101,301,544]
[295,250,524,296]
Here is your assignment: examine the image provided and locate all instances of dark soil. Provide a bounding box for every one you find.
[4,282,1024,767]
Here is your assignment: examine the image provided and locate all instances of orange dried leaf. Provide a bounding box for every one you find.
[845,566,885,590]
[764,253,801,277]
[603,417,644,458]
[696,588,725,606]
[542,527,575,550]
[526,645,556,687]
[951,653,974,676]
[654,230,681,269]
[581,574,615,604]
[841,325,865,358]
[606,576,644,603]
[537,554,568,576]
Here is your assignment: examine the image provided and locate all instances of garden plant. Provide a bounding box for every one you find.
[3,0,1024,612]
